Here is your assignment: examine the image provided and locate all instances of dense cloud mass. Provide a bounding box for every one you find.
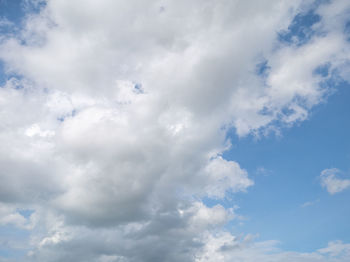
[0,0,350,261]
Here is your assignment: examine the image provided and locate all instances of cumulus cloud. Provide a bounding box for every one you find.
[320,168,350,195]
[0,0,349,261]
[0,203,36,230]
[203,157,253,199]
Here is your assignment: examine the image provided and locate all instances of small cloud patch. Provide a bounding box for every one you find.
[320,168,350,194]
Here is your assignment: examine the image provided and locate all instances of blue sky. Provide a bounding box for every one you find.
[0,0,24,24]
[226,82,350,252]
[0,0,350,261]
[219,1,350,253]
[201,81,350,252]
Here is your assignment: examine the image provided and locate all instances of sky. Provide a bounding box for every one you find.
[0,0,349,261]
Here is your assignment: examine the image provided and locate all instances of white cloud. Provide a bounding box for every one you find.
[320,168,350,194]
[0,0,349,261]
[318,240,350,258]
[203,157,253,199]
[0,203,37,230]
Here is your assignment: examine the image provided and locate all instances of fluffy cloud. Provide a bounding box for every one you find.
[0,203,36,230]
[320,168,350,195]
[0,0,349,261]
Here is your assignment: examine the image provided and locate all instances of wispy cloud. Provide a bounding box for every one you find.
[320,168,350,195]
[301,199,320,208]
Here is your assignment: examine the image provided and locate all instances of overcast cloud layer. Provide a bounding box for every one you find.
[0,0,350,261]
